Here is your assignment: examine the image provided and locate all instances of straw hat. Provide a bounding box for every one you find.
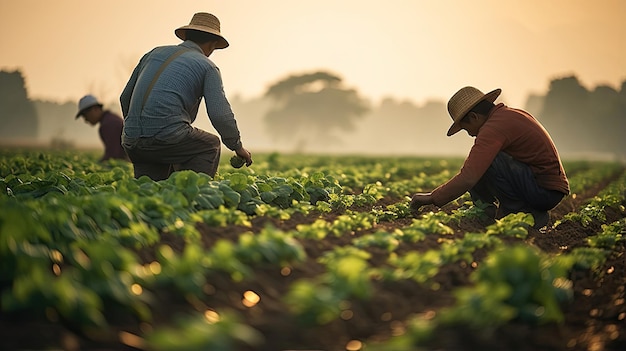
[76,94,103,118]
[175,12,229,49]
[446,86,501,136]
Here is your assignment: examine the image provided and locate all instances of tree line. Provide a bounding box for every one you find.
[1,69,624,158]
[0,71,38,141]
[526,76,625,157]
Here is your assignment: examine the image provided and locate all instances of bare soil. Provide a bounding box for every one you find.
[1,176,625,351]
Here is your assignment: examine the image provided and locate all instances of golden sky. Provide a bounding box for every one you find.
[1,0,624,107]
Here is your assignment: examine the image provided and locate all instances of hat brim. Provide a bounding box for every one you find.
[446,88,501,136]
[75,103,102,118]
[175,27,229,49]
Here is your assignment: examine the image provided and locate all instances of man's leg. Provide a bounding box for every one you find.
[161,128,221,177]
[174,128,221,177]
[132,162,172,181]
[138,128,221,178]
[470,153,526,213]
[495,153,564,212]
[470,152,565,227]
[124,128,222,179]
[123,141,172,181]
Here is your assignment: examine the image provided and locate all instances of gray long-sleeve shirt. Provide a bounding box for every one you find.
[120,40,242,150]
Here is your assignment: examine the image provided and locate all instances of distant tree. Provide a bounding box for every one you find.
[263,71,370,152]
[539,75,625,157]
[587,85,622,151]
[541,76,588,126]
[0,70,38,140]
[523,94,544,118]
[539,76,589,152]
[620,81,626,107]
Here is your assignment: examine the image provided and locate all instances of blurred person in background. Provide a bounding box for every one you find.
[76,94,129,162]
[120,12,252,181]
[409,86,570,229]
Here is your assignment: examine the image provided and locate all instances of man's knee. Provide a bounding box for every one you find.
[491,152,520,172]
[205,133,220,146]
[190,129,221,149]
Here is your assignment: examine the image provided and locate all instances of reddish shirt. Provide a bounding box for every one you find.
[99,111,128,162]
[431,103,569,207]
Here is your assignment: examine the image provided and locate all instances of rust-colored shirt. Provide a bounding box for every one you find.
[431,103,569,207]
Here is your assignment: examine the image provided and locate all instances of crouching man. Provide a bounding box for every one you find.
[409,86,569,229]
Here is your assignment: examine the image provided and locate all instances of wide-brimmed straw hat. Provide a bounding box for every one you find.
[446,86,501,136]
[175,12,229,49]
[76,94,103,118]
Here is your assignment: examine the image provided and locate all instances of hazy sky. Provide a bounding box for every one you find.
[1,0,624,108]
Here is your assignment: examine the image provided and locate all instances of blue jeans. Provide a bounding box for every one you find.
[470,152,565,213]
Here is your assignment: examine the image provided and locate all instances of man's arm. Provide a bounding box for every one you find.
[411,132,503,210]
[119,56,146,117]
[203,64,242,151]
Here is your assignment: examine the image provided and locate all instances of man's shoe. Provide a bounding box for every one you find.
[532,211,550,229]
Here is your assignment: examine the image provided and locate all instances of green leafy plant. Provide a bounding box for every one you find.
[146,311,263,351]
[485,212,534,238]
[587,219,625,249]
[440,245,573,328]
[229,154,246,169]
[235,225,306,266]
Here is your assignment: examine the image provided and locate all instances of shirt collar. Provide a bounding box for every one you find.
[179,40,204,54]
[488,103,506,118]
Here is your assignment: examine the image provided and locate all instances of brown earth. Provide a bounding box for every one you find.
[1,176,625,351]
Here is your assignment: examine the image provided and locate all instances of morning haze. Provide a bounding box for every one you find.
[0,0,624,158]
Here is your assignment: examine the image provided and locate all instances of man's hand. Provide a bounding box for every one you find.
[410,192,434,212]
[235,147,253,167]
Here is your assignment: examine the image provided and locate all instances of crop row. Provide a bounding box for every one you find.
[0,151,624,350]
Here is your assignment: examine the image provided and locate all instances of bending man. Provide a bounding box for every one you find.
[120,12,252,180]
[76,94,129,162]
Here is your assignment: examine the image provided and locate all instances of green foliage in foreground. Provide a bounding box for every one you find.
[0,149,624,350]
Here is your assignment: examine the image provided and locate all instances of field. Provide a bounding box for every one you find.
[1,150,625,351]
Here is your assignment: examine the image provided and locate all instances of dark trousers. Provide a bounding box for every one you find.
[470,152,565,214]
[123,127,221,181]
